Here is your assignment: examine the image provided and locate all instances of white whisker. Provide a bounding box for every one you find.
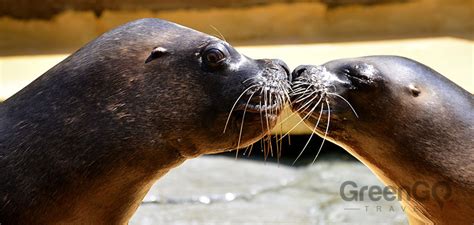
[311,99,331,165]
[292,103,325,165]
[223,85,258,133]
[327,93,359,118]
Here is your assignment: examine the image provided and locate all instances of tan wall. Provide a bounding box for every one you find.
[1,0,472,55]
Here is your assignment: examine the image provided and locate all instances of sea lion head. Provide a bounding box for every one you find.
[289,55,467,150]
[136,19,291,157]
[11,18,290,158]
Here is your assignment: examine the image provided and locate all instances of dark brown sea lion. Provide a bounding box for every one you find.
[290,56,473,225]
[0,18,290,225]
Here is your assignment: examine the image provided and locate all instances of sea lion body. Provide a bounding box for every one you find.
[0,19,290,224]
[290,56,473,224]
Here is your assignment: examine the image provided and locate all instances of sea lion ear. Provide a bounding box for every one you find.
[408,84,421,97]
[145,47,169,64]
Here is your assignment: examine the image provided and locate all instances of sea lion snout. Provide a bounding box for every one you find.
[269,58,291,79]
[231,58,290,115]
[291,65,313,82]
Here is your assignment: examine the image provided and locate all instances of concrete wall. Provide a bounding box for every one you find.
[1,0,472,55]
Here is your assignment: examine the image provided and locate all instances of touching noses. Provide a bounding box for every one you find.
[291,65,311,82]
[270,59,291,80]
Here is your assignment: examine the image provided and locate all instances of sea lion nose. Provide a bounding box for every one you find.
[270,59,291,80]
[292,65,309,82]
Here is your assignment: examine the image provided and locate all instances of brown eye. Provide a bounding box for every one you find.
[201,43,230,72]
[204,48,225,65]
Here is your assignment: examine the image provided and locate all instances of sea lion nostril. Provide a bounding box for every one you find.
[292,66,308,81]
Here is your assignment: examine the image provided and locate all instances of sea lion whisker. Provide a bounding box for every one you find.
[290,91,308,98]
[263,89,274,159]
[327,93,359,118]
[223,85,259,133]
[292,80,311,85]
[296,93,322,113]
[287,132,292,148]
[280,95,323,140]
[264,136,270,160]
[291,85,306,89]
[236,91,257,153]
[291,86,315,95]
[291,87,310,92]
[291,90,312,96]
[291,84,310,90]
[209,25,226,42]
[246,143,255,157]
[280,79,292,92]
[291,84,321,96]
[258,101,267,158]
[328,84,337,93]
[279,94,286,108]
[293,93,321,117]
[242,144,251,156]
[275,124,283,163]
[242,77,258,84]
[291,85,308,90]
[275,87,289,161]
[267,91,274,159]
[258,91,270,159]
[292,94,311,103]
[279,123,284,161]
[311,100,331,165]
[292,103,325,165]
[275,94,284,160]
[281,86,292,106]
[292,79,314,86]
[291,80,308,86]
[294,92,319,104]
[291,81,313,90]
[292,85,323,93]
[273,85,307,130]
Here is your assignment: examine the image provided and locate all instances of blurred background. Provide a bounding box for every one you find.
[1,0,472,224]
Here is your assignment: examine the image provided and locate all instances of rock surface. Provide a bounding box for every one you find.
[131,156,408,225]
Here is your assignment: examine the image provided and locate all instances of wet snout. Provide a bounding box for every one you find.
[237,58,291,114]
[291,65,313,82]
[270,59,291,79]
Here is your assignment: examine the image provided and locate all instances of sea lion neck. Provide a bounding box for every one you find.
[0,99,187,224]
[57,145,186,225]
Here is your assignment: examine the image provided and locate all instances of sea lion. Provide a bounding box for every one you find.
[289,56,473,225]
[0,18,290,225]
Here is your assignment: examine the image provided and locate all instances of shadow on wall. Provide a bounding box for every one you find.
[0,0,473,56]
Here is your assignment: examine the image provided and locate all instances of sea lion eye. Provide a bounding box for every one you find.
[344,68,367,80]
[201,43,230,71]
[204,48,226,65]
